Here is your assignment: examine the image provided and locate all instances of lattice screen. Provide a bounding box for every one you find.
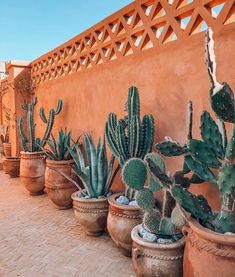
[31,0,235,86]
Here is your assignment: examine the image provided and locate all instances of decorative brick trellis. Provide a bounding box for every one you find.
[31,0,235,86]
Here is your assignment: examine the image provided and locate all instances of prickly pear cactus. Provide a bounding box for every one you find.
[18,97,62,152]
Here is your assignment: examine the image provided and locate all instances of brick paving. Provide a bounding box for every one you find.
[0,171,134,277]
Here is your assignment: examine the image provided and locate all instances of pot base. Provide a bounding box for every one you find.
[86,230,104,237]
[30,191,44,196]
[54,203,73,210]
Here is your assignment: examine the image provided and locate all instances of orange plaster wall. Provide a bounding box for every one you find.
[32,25,235,209]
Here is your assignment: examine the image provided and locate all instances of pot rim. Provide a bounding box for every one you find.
[3,142,11,145]
[20,151,45,156]
[3,157,20,161]
[71,191,108,203]
[108,192,140,211]
[131,224,185,249]
[46,159,74,166]
[187,218,235,245]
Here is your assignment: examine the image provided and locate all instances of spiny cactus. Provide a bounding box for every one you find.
[105,86,154,199]
[155,29,235,233]
[39,128,77,161]
[59,134,119,198]
[18,97,62,152]
[122,156,186,237]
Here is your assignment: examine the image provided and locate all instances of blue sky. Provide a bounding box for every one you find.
[0,0,133,61]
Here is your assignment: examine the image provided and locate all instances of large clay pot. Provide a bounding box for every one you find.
[3,142,11,157]
[72,192,109,236]
[107,193,143,256]
[131,225,185,277]
[20,151,46,196]
[45,159,78,209]
[183,218,235,277]
[3,157,20,177]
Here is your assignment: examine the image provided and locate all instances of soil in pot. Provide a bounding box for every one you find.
[72,191,109,236]
[20,151,46,196]
[131,224,185,277]
[183,219,235,277]
[107,193,143,257]
[3,157,20,177]
[45,159,78,209]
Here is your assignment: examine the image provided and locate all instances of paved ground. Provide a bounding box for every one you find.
[0,171,134,277]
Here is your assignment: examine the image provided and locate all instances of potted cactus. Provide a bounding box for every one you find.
[105,86,154,256]
[154,29,235,277]
[122,155,186,277]
[40,129,79,209]
[18,96,62,195]
[0,125,11,156]
[58,133,119,236]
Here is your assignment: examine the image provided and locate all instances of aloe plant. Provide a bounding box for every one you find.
[58,134,119,198]
[0,125,9,143]
[39,128,77,161]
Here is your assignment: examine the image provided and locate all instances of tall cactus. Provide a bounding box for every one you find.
[18,96,62,152]
[105,86,154,199]
[155,29,235,233]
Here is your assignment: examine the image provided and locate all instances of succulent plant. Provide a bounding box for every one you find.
[105,86,154,199]
[18,97,62,152]
[122,155,186,237]
[58,133,119,198]
[0,125,9,143]
[39,128,77,161]
[155,29,235,233]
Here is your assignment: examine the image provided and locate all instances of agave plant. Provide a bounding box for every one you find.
[58,133,119,198]
[40,128,76,161]
[0,125,9,143]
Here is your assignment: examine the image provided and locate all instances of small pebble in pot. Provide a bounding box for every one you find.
[157,238,175,244]
[116,195,129,205]
[129,200,137,206]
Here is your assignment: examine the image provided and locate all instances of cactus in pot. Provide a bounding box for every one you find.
[122,155,186,242]
[18,96,62,152]
[155,29,235,234]
[57,133,120,236]
[105,86,154,200]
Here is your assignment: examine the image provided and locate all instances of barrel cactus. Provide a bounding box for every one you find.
[18,96,62,152]
[105,86,154,199]
[155,29,235,233]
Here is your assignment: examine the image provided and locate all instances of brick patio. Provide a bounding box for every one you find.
[0,170,134,277]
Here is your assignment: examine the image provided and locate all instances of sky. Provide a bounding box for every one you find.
[0,0,133,62]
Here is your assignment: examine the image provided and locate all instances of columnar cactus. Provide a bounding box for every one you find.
[122,155,186,236]
[105,86,154,199]
[18,96,62,152]
[155,29,235,233]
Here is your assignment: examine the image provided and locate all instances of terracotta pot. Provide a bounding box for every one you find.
[131,225,185,277]
[3,142,11,157]
[20,151,46,196]
[107,193,143,256]
[3,157,20,177]
[45,159,78,209]
[72,192,109,236]
[183,218,235,277]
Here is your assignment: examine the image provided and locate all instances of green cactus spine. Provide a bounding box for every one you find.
[18,97,62,152]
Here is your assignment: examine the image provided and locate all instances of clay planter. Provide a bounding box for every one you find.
[20,151,46,196]
[3,142,11,157]
[131,225,185,277]
[3,157,20,177]
[183,219,235,277]
[107,193,143,256]
[45,159,78,209]
[72,192,109,236]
